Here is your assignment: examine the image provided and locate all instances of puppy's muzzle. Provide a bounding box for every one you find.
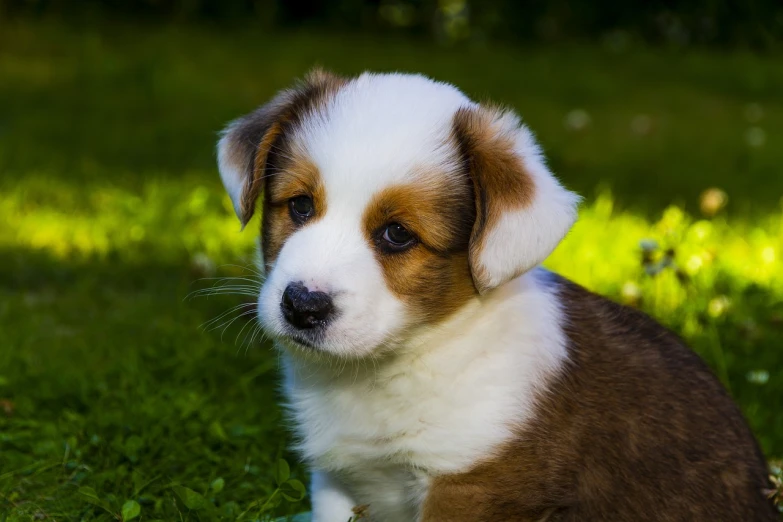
[281,282,334,330]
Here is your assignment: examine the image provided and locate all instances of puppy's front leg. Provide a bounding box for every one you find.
[310,470,358,522]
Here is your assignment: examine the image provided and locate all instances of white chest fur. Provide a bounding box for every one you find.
[281,270,568,522]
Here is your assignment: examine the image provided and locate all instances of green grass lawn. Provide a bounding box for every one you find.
[1,18,782,521]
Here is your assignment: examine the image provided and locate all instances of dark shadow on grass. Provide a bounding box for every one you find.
[0,247,308,519]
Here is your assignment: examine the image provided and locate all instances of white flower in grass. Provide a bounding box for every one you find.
[564,109,591,131]
[191,252,215,277]
[685,254,703,274]
[745,127,766,148]
[699,188,728,217]
[746,370,769,385]
[621,281,641,304]
[761,246,776,264]
[630,114,652,136]
[708,295,730,318]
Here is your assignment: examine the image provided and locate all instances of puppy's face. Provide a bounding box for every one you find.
[218,71,579,358]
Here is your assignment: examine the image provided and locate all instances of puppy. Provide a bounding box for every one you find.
[217,70,777,521]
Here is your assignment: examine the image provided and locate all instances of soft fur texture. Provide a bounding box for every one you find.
[216,70,777,521]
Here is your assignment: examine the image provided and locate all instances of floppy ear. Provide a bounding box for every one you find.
[453,105,581,294]
[217,69,345,226]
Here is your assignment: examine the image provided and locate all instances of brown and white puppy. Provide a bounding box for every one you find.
[217,70,778,521]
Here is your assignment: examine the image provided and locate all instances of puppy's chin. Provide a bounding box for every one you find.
[276,329,332,356]
[280,332,322,350]
[279,334,384,361]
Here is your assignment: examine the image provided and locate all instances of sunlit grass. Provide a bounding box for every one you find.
[552,192,783,308]
[0,175,253,262]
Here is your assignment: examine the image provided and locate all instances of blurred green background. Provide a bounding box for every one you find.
[1,1,782,520]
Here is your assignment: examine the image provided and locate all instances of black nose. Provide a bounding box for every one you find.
[281,282,334,329]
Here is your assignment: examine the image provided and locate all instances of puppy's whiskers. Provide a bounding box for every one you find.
[200,302,255,331]
[189,266,267,350]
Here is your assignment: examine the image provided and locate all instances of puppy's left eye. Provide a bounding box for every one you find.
[381,223,416,251]
[289,196,314,224]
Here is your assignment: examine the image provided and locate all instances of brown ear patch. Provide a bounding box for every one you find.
[362,177,477,323]
[262,154,327,269]
[451,106,536,291]
[234,68,347,225]
[241,118,286,224]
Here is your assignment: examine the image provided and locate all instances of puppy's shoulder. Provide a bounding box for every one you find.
[422,273,777,521]
[548,272,707,377]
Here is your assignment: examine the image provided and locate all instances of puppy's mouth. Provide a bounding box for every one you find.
[278,329,326,352]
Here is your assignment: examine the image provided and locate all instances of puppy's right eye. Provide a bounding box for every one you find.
[289,196,314,224]
[378,222,417,253]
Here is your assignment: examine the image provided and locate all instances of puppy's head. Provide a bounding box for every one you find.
[218,70,579,358]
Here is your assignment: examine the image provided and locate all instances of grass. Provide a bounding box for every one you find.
[0,16,782,521]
